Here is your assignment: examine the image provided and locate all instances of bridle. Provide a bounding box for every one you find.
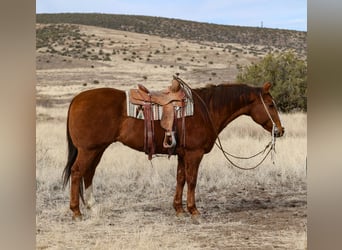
[213,93,278,170]
[259,93,279,147]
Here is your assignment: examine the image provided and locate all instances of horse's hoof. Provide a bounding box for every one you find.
[191,214,201,224]
[176,211,185,217]
[72,214,82,221]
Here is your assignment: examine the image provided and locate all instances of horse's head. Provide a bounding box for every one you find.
[249,82,284,137]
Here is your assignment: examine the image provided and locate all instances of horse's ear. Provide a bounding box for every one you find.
[262,82,272,93]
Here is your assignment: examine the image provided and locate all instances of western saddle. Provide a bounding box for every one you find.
[129,77,187,159]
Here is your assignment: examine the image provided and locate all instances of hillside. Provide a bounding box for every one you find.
[36,13,307,109]
[36,22,296,89]
[36,13,306,56]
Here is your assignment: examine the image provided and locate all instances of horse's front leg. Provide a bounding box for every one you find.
[184,149,204,217]
[173,155,186,216]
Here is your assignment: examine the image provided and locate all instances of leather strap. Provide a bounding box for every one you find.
[143,102,155,160]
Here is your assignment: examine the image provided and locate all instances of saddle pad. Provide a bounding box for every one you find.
[126,90,194,120]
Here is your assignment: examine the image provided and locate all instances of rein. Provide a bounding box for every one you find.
[174,76,276,170]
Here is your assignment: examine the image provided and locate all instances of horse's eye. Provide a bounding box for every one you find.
[269,104,274,108]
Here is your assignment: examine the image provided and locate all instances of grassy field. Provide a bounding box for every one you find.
[36,112,306,249]
[36,23,306,249]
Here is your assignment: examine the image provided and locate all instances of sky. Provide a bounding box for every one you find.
[36,0,307,31]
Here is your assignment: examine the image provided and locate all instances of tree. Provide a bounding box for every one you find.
[236,51,307,112]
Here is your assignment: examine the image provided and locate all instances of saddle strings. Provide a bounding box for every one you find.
[174,75,276,170]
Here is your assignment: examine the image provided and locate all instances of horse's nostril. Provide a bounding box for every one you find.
[273,127,284,137]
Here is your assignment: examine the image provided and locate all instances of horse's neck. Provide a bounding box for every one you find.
[200,85,252,133]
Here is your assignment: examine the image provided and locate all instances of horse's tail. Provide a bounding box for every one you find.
[62,106,78,190]
[62,102,85,204]
[63,103,86,207]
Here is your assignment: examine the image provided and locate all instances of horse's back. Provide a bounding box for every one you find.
[71,87,125,103]
[68,88,126,148]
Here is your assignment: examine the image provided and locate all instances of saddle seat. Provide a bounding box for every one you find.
[129,78,186,155]
[133,78,185,106]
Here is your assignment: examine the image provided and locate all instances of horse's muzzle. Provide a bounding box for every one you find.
[273,126,285,137]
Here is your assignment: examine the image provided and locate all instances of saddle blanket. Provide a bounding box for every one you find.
[126,91,194,120]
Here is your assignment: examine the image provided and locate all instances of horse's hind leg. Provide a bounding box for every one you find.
[83,148,106,209]
[70,148,104,220]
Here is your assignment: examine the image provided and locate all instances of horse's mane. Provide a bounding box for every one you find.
[193,83,261,111]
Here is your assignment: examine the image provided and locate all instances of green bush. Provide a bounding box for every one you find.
[236,51,307,112]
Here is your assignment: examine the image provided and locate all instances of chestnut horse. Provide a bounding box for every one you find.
[63,81,284,220]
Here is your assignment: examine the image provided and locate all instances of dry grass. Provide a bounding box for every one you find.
[36,112,306,249]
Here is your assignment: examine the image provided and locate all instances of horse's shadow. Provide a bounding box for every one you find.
[199,190,307,215]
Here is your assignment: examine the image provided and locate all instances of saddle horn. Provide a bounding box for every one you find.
[170,78,181,92]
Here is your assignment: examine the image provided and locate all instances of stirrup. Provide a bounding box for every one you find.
[163,131,176,148]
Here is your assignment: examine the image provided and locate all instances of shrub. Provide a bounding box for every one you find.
[236,51,307,112]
